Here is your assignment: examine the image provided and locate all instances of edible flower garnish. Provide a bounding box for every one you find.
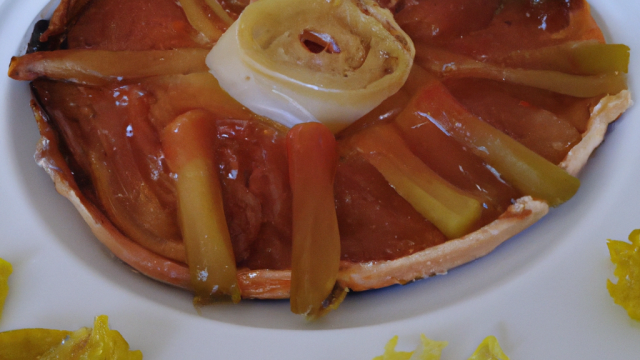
[468,336,511,360]
[607,229,640,321]
[373,335,509,360]
[0,315,142,359]
[0,258,11,321]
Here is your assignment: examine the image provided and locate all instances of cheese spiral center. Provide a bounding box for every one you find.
[206,0,415,132]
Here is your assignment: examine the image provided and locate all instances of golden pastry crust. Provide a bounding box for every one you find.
[338,196,548,291]
[559,90,632,176]
[31,90,632,299]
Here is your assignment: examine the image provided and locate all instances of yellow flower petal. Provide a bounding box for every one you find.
[468,336,510,360]
[607,229,640,321]
[373,335,447,360]
[0,315,142,359]
[0,258,12,321]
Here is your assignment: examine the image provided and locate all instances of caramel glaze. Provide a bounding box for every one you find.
[67,0,207,51]
[32,0,605,270]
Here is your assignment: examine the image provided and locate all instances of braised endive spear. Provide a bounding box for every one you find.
[287,123,345,319]
[396,78,580,207]
[162,110,241,304]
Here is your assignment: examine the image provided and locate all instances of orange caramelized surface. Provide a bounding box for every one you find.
[31,0,608,269]
[67,0,207,51]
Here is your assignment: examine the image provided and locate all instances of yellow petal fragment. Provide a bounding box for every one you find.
[467,336,510,360]
[412,335,449,360]
[0,258,12,321]
[607,229,640,321]
[372,336,413,360]
[0,329,71,360]
[39,315,143,360]
[374,335,510,360]
[0,316,141,359]
[373,335,448,360]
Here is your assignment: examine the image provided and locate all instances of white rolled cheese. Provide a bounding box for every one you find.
[206,0,415,133]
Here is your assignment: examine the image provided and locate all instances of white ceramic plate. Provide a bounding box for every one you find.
[1,0,639,358]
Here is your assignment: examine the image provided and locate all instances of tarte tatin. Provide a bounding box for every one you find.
[8,0,631,313]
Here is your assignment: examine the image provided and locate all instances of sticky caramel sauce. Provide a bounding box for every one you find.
[33,0,600,269]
